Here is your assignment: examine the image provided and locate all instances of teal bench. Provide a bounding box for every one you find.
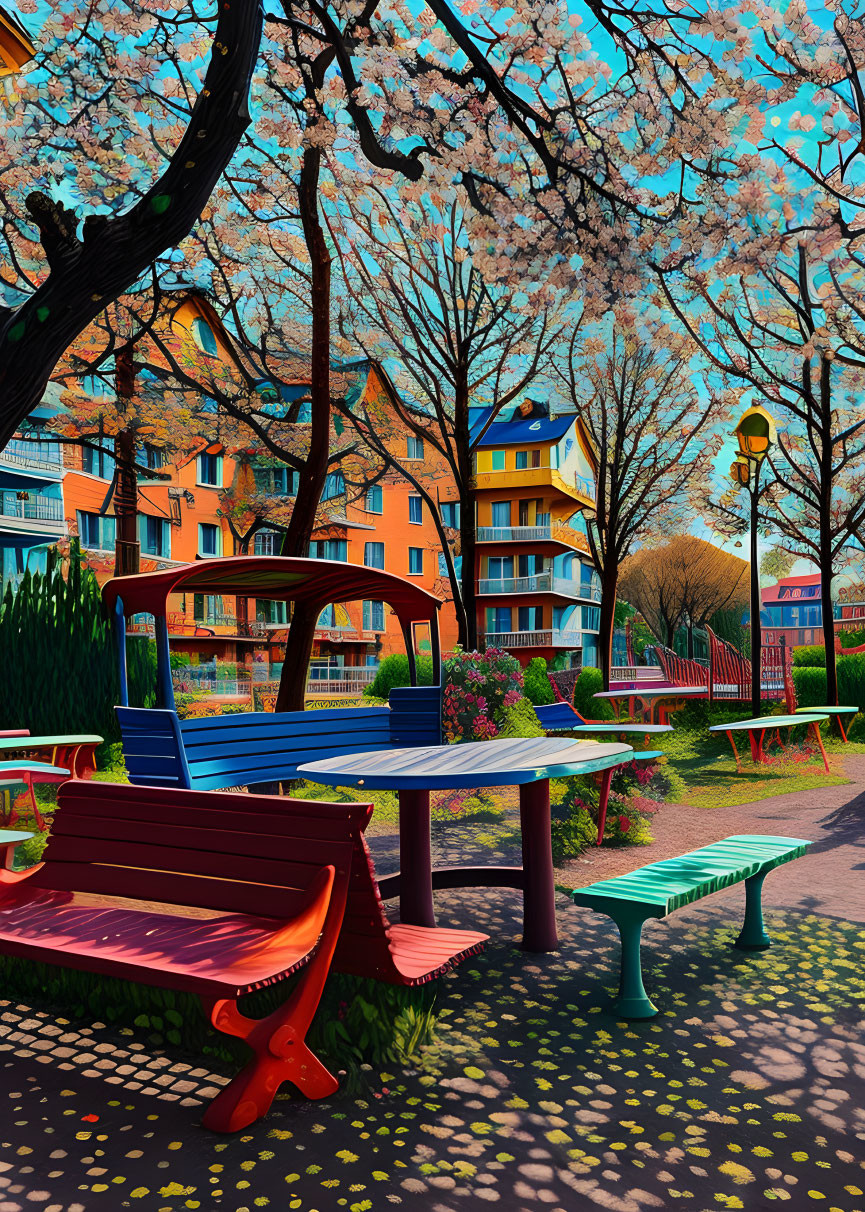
[572,834,811,1018]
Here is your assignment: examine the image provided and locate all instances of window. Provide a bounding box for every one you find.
[197,452,222,487]
[364,542,385,570]
[408,494,423,525]
[438,553,462,578]
[363,600,385,631]
[310,539,347,561]
[76,510,115,551]
[317,604,335,627]
[141,515,170,558]
[406,436,424,460]
[488,556,514,579]
[254,466,296,495]
[518,500,530,527]
[321,472,344,500]
[519,605,542,631]
[257,599,287,625]
[518,553,544,577]
[82,444,115,480]
[365,486,383,513]
[491,501,511,527]
[198,522,220,557]
[440,502,459,528]
[142,443,165,470]
[191,316,218,357]
[194,594,222,622]
[254,530,281,556]
[408,547,423,575]
[486,606,512,633]
[581,605,600,631]
[490,450,506,471]
[515,449,541,470]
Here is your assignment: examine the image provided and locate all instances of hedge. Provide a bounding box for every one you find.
[792,653,865,710]
[792,645,826,668]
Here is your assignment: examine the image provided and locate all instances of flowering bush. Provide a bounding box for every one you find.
[442,646,524,742]
[550,761,670,863]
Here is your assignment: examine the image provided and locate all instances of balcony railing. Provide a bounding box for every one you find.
[481,629,583,648]
[0,438,64,471]
[0,492,64,521]
[477,574,601,600]
[476,464,594,498]
[476,523,586,548]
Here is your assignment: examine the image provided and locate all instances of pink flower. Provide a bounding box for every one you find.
[618,816,631,832]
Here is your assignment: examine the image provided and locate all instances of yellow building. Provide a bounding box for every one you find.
[473,401,600,667]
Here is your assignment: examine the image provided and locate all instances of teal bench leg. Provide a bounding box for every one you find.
[734,869,771,950]
[607,906,658,1019]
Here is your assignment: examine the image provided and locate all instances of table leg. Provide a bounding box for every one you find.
[810,722,830,773]
[398,789,436,928]
[596,766,614,847]
[838,716,850,743]
[519,780,557,952]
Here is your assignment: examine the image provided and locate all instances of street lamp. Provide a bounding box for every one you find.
[732,405,776,715]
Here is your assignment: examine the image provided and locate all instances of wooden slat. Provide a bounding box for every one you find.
[24,863,320,918]
[180,708,391,738]
[181,731,392,765]
[51,814,355,872]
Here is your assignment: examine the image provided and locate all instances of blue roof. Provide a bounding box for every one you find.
[472,412,576,447]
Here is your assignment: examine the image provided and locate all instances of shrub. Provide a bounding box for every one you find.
[0,540,155,746]
[838,653,865,709]
[363,653,434,698]
[551,768,658,863]
[793,645,826,667]
[792,666,827,708]
[522,657,555,706]
[498,697,545,738]
[840,627,865,649]
[572,667,615,720]
[442,646,523,742]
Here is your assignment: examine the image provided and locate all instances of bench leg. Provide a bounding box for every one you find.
[201,995,339,1133]
[734,870,771,951]
[607,907,658,1019]
[595,766,614,846]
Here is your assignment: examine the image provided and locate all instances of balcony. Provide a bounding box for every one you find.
[474,464,595,507]
[0,490,66,538]
[476,523,588,551]
[481,629,583,649]
[0,438,64,475]
[478,575,602,600]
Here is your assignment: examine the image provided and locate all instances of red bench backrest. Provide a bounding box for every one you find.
[33,781,363,922]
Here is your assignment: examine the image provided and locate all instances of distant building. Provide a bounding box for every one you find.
[472,400,600,667]
[753,572,865,647]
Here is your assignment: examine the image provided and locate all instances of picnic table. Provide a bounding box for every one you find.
[0,762,71,829]
[299,736,635,952]
[0,734,102,778]
[0,828,32,871]
[794,704,858,742]
[534,701,673,740]
[709,713,830,771]
[594,685,708,725]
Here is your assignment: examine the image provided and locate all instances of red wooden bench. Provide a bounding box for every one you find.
[0,780,486,1131]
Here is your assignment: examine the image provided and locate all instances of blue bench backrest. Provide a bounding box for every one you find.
[116,686,442,791]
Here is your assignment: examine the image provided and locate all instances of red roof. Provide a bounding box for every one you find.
[761,573,821,603]
[102,556,441,627]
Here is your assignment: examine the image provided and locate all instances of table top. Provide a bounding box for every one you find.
[0,762,70,773]
[0,734,102,749]
[709,714,829,732]
[594,687,707,700]
[298,737,635,791]
[794,705,859,715]
[0,829,33,846]
[551,723,673,735]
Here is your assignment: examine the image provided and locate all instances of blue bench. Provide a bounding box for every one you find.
[116,686,442,791]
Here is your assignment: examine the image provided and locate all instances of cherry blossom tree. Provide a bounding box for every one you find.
[557,315,723,687]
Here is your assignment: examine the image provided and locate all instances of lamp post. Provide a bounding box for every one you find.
[731,405,776,716]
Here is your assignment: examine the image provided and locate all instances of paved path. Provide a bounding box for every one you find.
[1,761,864,1212]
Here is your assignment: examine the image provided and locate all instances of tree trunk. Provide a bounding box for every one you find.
[113,345,140,577]
[821,557,838,707]
[686,617,694,660]
[454,367,477,649]
[597,560,618,691]
[276,145,331,713]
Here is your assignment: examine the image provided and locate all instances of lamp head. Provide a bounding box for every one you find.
[730,458,750,486]
[735,405,776,459]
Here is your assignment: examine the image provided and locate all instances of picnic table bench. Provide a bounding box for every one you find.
[0,779,485,1131]
[0,761,71,829]
[535,701,673,738]
[0,734,102,779]
[794,704,858,742]
[572,834,810,1019]
[708,714,830,771]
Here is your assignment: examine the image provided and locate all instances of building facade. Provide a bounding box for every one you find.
[757,573,865,648]
[472,402,600,667]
